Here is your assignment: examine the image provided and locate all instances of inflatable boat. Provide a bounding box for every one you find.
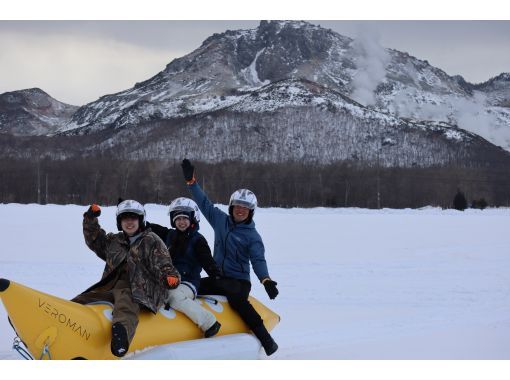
[0,278,280,360]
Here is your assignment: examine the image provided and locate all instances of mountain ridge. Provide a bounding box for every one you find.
[1,20,509,169]
[0,88,77,136]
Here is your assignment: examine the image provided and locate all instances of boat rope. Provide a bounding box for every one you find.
[38,342,52,360]
[12,336,34,360]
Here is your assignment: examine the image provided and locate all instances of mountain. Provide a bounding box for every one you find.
[0,88,78,136]
[56,20,510,152]
[1,21,510,169]
[47,78,504,170]
[473,72,510,107]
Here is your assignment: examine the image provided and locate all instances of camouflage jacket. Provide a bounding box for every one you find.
[82,215,180,313]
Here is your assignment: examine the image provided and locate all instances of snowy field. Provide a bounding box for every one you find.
[1,203,510,360]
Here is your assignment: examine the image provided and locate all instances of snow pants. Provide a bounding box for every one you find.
[199,277,276,351]
[71,278,140,345]
[166,283,216,332]
[198,277,265,331]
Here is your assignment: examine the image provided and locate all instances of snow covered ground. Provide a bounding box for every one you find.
[1,203,510,360]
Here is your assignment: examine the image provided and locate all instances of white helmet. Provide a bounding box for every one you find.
[229,189,257,210]
[168,197,200,228]
[116,199,146,231]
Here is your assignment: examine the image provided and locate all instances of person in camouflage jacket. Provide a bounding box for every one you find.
[72,200,180,357]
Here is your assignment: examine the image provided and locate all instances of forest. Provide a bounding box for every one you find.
[1,158,508,209]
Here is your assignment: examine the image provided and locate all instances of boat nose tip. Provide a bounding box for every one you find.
[0,278,10,292]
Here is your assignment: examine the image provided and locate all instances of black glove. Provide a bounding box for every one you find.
[263,279,278,300]
[181,159,195,182]
[84,204,101,219]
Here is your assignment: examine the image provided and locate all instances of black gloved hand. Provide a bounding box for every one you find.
[181,159,195,182]
[263,279,279,300]
[84,204,101,219]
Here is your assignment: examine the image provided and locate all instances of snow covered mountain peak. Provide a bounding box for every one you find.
[482,72,510,84]
[2,21,510,168]
[54,20,510,152]
[0,88,78,136]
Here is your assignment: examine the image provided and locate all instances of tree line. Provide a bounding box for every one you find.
[1,158,509,209]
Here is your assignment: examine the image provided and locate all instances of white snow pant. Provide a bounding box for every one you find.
[166,283,217,332]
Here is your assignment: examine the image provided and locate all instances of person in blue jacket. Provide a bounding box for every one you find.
[146,197,222,338]
[181,159,279,356]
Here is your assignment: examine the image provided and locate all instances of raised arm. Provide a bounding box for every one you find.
[82,204,109,261]
[181,159,227,228]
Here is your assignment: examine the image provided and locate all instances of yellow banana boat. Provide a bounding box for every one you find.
[0,278,280,360]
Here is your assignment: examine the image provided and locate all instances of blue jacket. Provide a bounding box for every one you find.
[188,182,270,283]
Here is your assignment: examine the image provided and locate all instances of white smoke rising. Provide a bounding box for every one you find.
[392,88,510,149]
[393,88,452,121]
[453,92,510,148]
[349,29,510,150]
[351,29,390,106]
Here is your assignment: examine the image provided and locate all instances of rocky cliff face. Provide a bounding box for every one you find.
[0,88,77,136]
[474,72,510,107]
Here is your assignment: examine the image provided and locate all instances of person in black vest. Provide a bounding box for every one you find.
[147,197,222,338]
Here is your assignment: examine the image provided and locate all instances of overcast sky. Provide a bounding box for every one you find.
[1,20,509,105]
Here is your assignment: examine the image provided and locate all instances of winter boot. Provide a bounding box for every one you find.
[204,321,221,338]
[111,322,129,357]
[252,324,278,356]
